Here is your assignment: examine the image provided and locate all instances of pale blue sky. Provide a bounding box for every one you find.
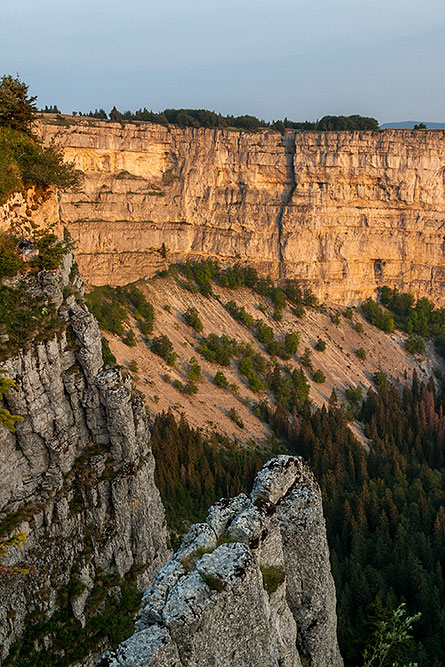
[2,0,444,123]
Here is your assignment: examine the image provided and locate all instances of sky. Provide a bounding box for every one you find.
[2,0,445,124]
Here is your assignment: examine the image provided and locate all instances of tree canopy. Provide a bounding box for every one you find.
[0,75,37,133]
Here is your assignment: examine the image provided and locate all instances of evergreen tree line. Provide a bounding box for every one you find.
[150,412,268,546]
[72,107,379,132]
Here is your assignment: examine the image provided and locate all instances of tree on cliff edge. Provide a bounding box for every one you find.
[0,75,37,133]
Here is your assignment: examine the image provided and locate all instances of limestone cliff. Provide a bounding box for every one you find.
[0,250,168,663]
[38,120,445,305]
[98,456,342,667]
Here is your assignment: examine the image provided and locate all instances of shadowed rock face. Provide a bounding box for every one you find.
[39,121,445,305]
[99,456,342,667]
[0,253,168,662]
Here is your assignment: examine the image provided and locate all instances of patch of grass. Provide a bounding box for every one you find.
[260,564,285,595]
[200,571,226,592]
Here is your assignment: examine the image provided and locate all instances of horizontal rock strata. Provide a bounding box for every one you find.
[39,120,445,305]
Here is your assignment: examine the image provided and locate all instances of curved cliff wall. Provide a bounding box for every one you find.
[39,121,445,305]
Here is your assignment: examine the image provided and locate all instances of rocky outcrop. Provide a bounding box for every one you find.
[99,456,342,667]
[0,187,61,236]
[0,252,168,663]
[38,120,445,305]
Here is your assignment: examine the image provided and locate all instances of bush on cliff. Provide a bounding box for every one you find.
[0,75,82,203]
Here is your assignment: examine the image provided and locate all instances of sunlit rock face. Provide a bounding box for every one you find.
[98,456,343,667]
[39,121,445,305]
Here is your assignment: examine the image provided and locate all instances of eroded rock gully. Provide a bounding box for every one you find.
[98,456,342,667]
[39,121,445,305]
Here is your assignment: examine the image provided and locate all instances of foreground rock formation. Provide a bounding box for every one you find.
[0,251,168,663]
[99,456,342,667]
[39,120,445,305]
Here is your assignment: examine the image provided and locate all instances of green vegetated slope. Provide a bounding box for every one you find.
[0,233,73,360]
[89,261,445,666]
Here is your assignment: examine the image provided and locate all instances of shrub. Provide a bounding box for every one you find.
[87,284,154,337]
[0,373,23,431]
[151,334,174,360]
[256,321,274,344]
[345,385,363,404]
[345,307,353,320]
[315,338,326,351]
[101,337,116,365]
[373,371,388,388]
[200,572,225,592]
[187,357,201,382]
[128,360,138,373]
[273,306,283,322]
[0,124,81,204]
[183,259,219,296]
[355,321,364,333]
[0,234,23,279]
[225,300,253,327]
[333,312,340,326]
[301,347,313,370]
[184,307,203,332]
[122,330,136,347]
[30,233,72,271]
[362,298,394,333]
[214,371,228,388]
[284,332,300,355]
[198,334,238,366]
[266,340,288,359]
[248,372,265,393]
[239,356,254,377]
[167,352,177,367]
[183,381,198,395]
[356,347,367,360]
[313,370,326,383]
[291,303,305,318]
[228,407,244,429]
[405,334,425,355]
[0,283,65,361]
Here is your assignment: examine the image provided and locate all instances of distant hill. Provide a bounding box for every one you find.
[381,121,445,129]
